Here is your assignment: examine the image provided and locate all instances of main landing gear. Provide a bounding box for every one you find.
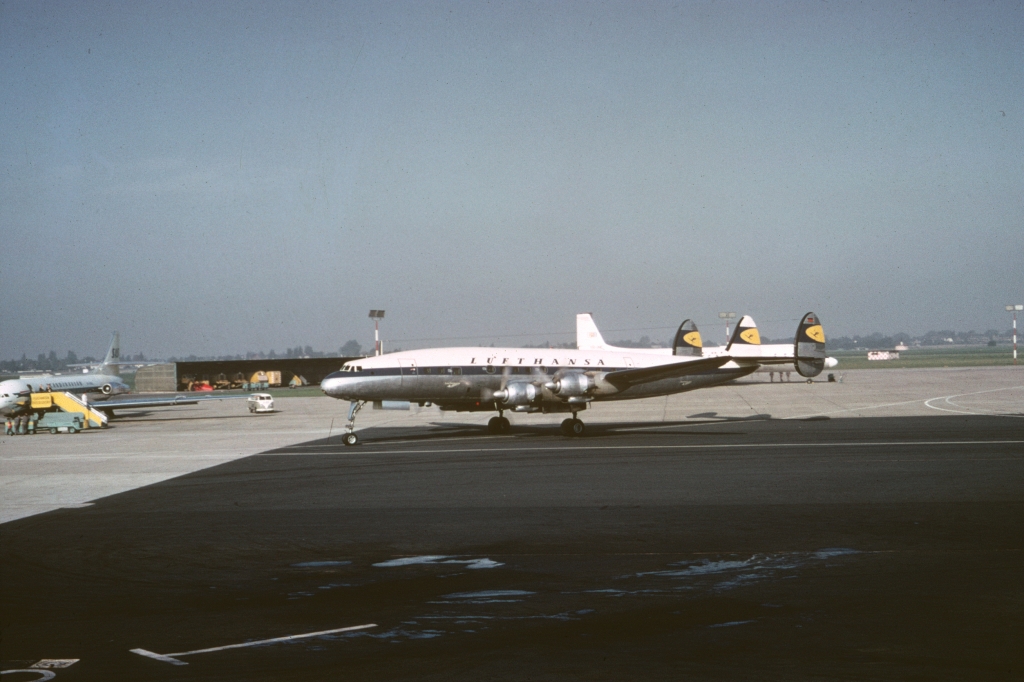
[341,400,364,446]
[560,414,585,437]
[487,410,511,434]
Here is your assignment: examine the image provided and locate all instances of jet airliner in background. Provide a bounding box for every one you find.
[321,312,828,445]
[1,333,231,418]
[1,333,131,416]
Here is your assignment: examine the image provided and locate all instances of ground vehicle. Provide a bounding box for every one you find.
[247,393,275,413]
[37,412,85,434]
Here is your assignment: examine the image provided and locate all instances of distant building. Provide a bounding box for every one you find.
[867,350,900,361]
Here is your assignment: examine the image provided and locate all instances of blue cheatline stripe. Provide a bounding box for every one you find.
[324,365,749,383]
[329,364,635,379]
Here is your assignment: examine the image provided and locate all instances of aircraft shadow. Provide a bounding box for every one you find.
[290,416,771,449]
[686,411,773,421]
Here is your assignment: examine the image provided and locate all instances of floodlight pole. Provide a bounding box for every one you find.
[1008,305,1022,365]
[719,312,737,343]
[369,310,386,356]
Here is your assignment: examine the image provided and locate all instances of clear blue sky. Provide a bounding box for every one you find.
[2,1,1021,358]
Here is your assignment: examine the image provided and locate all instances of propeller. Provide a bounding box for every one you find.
[491,365,513,402]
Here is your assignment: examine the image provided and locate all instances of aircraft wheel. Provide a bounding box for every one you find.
[560,418,574,436]
[499,416,511,433]
[487,416,502,434]
[343,432,358,446]
[570,419,585,436]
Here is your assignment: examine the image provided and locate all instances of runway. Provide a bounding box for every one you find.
[2,397,1023,680]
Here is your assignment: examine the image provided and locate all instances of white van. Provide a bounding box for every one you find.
[247,393,275,413]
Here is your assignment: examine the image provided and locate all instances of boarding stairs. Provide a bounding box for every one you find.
[30,392,109,428]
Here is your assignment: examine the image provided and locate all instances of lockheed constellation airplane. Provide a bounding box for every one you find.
[321,312,828,445]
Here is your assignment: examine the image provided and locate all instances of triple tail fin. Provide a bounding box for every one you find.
[725,315,761,357]
[672,320,703,357]
[576,314,611,351]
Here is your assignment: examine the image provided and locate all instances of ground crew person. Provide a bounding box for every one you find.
[5,418,13,435]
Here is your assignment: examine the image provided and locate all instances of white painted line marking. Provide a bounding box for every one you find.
[131,623,376,665]
[785,397,932,419]
[789,385,1024,420]
[272,440,1024,457]
[30,660,78,669]
[129,649,188,665]
[0,671,55,680]
[924,387,1024,417]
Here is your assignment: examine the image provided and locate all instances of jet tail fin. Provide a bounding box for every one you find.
[101,332,121,376]
[794,312,826,377]
[577,314,611,350]
[725,315,761,357]
[672,320,703,357]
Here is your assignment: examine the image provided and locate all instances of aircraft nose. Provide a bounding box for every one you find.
[321,375,345,396]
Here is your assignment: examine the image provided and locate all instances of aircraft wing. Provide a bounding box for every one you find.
[93,394,250,411]
[604,356,731,388]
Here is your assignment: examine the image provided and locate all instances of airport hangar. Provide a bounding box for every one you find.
[134,357,357,392]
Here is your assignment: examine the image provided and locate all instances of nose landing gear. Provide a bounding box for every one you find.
[341,400,365,446]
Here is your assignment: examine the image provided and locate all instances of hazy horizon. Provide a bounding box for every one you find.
[3,1,1021,359]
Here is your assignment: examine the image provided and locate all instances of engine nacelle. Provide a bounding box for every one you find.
[101,383,113,395]
[544,372,594,397]
[492,382,541,406]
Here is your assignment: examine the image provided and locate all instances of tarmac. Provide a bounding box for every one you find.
[1,367,1022,680]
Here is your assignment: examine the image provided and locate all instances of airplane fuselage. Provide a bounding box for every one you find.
[321,346,753,412]
[0,374,130,416]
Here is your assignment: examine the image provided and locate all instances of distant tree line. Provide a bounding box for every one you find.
[4,329,1018,371]
[824,329,1010,350]
[1,351,96,374]
[0,350,156,374]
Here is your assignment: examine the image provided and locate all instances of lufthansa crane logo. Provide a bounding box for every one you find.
[682,332,702,347]
[803,325,825,343]
[739,328,761,345]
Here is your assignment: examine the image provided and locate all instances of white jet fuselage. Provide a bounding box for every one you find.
[0,374,130,416]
